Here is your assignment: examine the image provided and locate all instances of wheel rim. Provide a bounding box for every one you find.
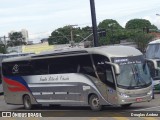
[92,97,100,108]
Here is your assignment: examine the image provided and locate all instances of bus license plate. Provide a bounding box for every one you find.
[136,98,142,102]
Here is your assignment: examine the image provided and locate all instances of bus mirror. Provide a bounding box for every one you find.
[105,62,120,75]
[113,64,120,75]
[146,59,158,69]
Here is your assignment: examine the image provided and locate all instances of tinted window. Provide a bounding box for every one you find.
[32,59,48,75]
[49,63,78,74]
[49,55,96,77]
[2,55,96,78]
[92,54,115,88]
[2,61,32,76]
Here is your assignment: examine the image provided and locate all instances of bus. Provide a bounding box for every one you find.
[1,46,152,111]
[0,53,34,93]
[146,39,160,91]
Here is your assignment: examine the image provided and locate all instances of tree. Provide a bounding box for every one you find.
[131,32,155,53]
[98,19,123,29]
[0,45,7,53]
[8,32,26,46]
[98,19,124,45]
[0,38,7,53]
[48,26,92,45]
[125,19,157,52]
[125,19,158,30]
[150,24,158,30]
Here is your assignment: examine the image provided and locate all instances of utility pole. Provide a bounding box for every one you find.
[90,0,98,47]
[69,25,77,47]
[69,25,77,41]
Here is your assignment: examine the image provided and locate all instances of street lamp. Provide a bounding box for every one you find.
[76,34,85,40]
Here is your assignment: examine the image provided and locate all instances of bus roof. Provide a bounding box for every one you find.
[3,45,142,63]
[148,39,160,44]
[0,52,34,57]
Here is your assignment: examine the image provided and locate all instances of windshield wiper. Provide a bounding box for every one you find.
[134,65,147,86]
[128,65,136,88]
[128,65,147,88]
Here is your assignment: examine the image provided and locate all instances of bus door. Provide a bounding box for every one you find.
[105,65,117,105]
[95,60,117,105]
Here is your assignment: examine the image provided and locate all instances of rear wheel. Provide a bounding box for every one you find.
[23,95,32,110]
[89,94,102,111]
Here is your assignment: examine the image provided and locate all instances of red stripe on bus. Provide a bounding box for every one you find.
[8,86,28,92]
[3,77,29,92]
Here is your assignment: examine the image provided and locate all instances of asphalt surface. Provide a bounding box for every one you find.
[0,92,160,120]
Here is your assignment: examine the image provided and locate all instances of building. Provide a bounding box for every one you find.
[149,32,160,39]
[7,42,54,54]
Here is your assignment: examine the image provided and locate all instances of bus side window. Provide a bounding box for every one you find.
[92,54,115,88]
[48,57,78,74]
[77,55,96,78]
[79,65,96,77]
[32,59,48,75]
[96,65,106,82]
[106,65,114,83]
[2,61,33,76]
[49,63,77,74]
[147,61,155,78]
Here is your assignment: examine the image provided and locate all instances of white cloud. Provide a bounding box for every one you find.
[1,0,160,37]
[143,16,160,29]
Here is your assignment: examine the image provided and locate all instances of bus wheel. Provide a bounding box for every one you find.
[89,94,102,111]
[23,95,32,110]
[121,103,132,108]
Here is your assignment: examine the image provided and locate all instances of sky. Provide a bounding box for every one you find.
[0,0,160,43]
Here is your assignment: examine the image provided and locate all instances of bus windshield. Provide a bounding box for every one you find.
[154,61,160,80]
[146,44,160,59]
[112,56,152,89]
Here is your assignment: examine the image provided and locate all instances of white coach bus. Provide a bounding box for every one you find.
[145,39,160,91]
[2,46,152,111]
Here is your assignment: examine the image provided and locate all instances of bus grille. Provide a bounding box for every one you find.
[129,93,147,97]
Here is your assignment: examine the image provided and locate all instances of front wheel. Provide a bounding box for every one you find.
[89,94,102,111]
[23,95,32,110]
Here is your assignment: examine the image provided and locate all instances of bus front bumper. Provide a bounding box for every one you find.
[118,94,152,105]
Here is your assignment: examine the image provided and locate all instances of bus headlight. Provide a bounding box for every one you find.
[118,92,130,98]
[147,90,152,95]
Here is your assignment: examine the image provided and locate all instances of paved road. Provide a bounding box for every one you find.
[0,93,160,119]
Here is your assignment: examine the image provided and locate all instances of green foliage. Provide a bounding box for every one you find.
[125,19,156,30]
[98,19,124,45]
[8,32,26,46]
[150,24,158,30]
[48,25,92,45]
[125,19,157,52]
[98,19,123,29]
[48,18,158,50]
[0,45,7,54]
[130,31,155,53]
